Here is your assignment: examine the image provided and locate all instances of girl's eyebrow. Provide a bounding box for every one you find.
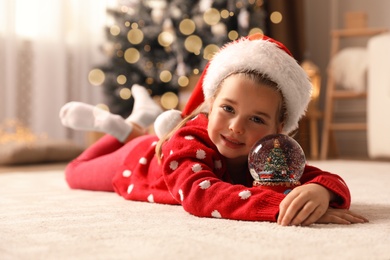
[222,98,272,119]
[254,111,271,119]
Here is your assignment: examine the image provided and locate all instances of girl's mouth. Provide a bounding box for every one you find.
[221,135,244,149]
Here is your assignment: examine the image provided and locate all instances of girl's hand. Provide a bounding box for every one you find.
[277,183,333,226]
[315,208,369,224]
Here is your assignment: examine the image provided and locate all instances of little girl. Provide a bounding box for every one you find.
[60,34,368,226]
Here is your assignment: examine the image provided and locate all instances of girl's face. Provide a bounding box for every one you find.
[207,74,283,163]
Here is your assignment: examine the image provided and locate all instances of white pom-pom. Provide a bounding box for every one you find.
[154,109,183,139]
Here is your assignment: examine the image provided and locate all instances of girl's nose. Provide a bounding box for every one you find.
[229,118,245,134]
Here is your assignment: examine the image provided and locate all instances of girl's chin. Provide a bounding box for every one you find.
[218,147,247,161]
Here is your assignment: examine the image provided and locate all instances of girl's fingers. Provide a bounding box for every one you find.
[277,192,296,225]
[278,193,309,226]
[290,201,322,226]
[315,209,369,225]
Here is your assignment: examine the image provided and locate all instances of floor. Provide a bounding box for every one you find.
[0,162,67,173]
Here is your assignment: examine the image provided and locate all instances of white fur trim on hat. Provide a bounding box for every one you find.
[202,37,312,134]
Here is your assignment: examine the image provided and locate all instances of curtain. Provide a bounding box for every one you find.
[0,0,109,145]
[265,0,306,62]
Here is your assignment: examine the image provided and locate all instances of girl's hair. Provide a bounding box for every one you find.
[155,70,287,161]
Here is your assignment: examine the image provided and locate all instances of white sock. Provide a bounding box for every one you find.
[126,84,163,128]
[59,102,132,143]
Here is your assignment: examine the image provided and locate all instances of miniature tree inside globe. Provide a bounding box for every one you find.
[248,134,306,194]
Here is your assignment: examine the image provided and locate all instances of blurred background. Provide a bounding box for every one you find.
[1,0,390,163]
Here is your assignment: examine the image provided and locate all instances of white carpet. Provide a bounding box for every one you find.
[1,160,390,260]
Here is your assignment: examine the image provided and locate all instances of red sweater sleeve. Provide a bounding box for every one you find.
[300,164,351,209]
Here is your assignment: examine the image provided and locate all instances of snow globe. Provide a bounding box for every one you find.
[248,134,306,194]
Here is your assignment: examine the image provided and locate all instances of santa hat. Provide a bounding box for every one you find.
[154,33,312,138]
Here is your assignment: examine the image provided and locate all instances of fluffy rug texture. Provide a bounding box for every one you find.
[1,160,389,260]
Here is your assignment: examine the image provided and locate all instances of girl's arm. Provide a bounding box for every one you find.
[299,164,351,209]
[277,164,367,226]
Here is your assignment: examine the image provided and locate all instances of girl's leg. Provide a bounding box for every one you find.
[61,84,162,191]
[65,122,146,191]
[65,135,123,191]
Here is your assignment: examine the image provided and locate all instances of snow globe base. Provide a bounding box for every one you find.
[253,180,301,194]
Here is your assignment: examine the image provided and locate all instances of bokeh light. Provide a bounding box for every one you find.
[203,44,219,60]
[160,70,172,83]
[127,28,144,44]
[220,9,230,19]
[184,35,202,55]
[203,8,220,26]
[158,31,175,47]
[110,25,120,36]
[119,87,131,100]
[88,69,105,86]
[179,19,196,35]
[249,27,264,35]
[117,75,127,85]
[228,30,239,41]
[160,92,179,109]
[270,11,283,24]
[146,77,154,85]
[124,48,140,63]
[178,76,189,87]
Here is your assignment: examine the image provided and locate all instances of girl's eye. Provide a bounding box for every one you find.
[251,116,265,124]
[222,105,234,113]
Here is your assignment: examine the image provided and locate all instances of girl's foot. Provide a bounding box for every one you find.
[125,84,163,128]
[59,84,163,142]
[59,102,132,143]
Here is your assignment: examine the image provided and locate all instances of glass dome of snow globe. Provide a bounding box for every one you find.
[248,134,306,192]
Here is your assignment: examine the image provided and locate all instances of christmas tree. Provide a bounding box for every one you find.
[92,0,268,118]
[263,139,290,180]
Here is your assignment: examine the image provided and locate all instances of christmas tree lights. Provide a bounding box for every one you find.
[91,0,268,118]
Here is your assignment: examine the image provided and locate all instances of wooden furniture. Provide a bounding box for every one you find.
[320,27,388,160]
[299,60,322,160]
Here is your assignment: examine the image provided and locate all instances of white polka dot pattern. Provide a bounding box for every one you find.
[122,169,132,177]
[127,184,134,194]
[196,149,206,159]
[178,189,184,201]
[211,210,222,218]
[147,194,154,203]
[239,190,251,200]
[192,163,202,173]
[170,161,179,170]
[139,157,147,165]
[199,180,211,189]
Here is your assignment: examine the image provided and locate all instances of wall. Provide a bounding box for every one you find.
[304,0,390,158]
